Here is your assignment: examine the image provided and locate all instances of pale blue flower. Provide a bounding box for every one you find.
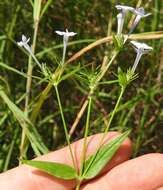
[129,7,151,34]
[130,41,153,72]
[17,35,31,52]
[17,35,41,68]
[55,29,77,64]
[115,5,134,35]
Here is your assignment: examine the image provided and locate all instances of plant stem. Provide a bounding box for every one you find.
[69,51,118,137]
[30,66,65,124]
[105,87,125,134]
[54,85,77,170]
[99,86,125,146]
[75,180,81,190]
[20,2,41,159]
[80,96,92,176]
[82,86,125,177]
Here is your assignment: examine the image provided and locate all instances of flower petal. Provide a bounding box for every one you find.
[130,41,153,50]
[55,31,65,36]
[66,32,77,37]
[115,5,134,12]
[22,35,27,42]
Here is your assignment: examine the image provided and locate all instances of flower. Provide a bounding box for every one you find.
[55,29,77,37]
[130,40,153,72]
[17,35,31,52]
[115,5,135,12]
[17,35,41,68]
[129,7,151,34]
[134,7,151,17]
[116,13,124,35]
[55,29,77,64]
[115,5,134,35]
[131,41,153,54]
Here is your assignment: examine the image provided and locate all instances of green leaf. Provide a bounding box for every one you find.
[23,160,78,180]
[0,62,28,78]
[29,0,34,7]
[113,34,124,52]
[0,88,48,155]
[40,0,53,19]
[82,130,131,179]
[118,67,127,88]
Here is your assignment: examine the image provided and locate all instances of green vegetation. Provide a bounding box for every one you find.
[0,0,163,173]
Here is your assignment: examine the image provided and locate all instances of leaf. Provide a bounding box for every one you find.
[118,67,127,88]
[113,34,124,52]
[0,88,48,155]
[23,160,77,180]
[82,130,131,179]
[0,62,27,78]
[40,0,53,19]
[29,0,34,7]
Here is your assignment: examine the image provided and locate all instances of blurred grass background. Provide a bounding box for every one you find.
[0,0,163,172]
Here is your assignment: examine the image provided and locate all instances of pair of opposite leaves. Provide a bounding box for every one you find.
[24,130,130,181]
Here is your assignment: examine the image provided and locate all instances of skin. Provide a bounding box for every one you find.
[0,132,163,190]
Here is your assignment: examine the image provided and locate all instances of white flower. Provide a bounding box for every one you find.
[17,35,41,68]
[55,29,77,37]
[134,7,151,17]
[17,35,31,50]
[115,5,134,35]
[55,29,77,64]
[131,41,153,53]
[115,5,134,12]
[117,13,124,35]
[130,41,153,72]
[129,7,151,34]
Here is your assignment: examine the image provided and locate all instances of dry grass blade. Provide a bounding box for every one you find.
[66,31,163,64]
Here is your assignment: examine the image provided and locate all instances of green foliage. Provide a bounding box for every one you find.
[33,0,42,21]
[113,34,124,52]
[118,67,138,88]
[82,130,131,179]
[23,160,77,180]
[0,87,48,155]
[23,130,130,181]
[0,0,162,173]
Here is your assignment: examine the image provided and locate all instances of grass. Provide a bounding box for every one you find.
[0,0,163,172]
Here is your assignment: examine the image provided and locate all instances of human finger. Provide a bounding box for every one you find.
[0,132,132,190]
[81,153,163,190]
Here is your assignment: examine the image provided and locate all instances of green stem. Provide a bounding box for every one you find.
[54,85,77,170]
[30,65,65,124]
[20,3,41,159]
[75,181,81,190]
[104,87,125,134]
[82,87,125,177]
[80,96,92,176]
[69,51,119,137]
[99,86,125,146]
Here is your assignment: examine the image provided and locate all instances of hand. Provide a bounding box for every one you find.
[0,132,163,190]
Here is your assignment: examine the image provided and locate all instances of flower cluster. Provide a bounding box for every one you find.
[17,30,77,67]
[115,5,151,36]
[115,5,153,72]
[17,4,152,74]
